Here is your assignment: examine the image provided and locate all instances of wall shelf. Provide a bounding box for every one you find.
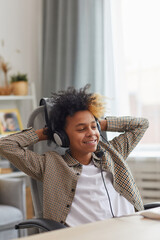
[0,82,37,128]
[0,95,33,100]
[0,83,37,109]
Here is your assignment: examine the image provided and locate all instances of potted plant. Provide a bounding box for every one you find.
[10,73,28,95]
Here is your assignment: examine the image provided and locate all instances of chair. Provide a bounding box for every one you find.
[15,103,160,233]
[15,105,67,233]
[0,177,26,240]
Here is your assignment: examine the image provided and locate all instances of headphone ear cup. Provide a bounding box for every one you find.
[53,130,70,148]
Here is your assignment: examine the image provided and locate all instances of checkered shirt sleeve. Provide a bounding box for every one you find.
[105,116,149,160]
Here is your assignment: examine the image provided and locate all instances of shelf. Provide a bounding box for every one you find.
[0,83,37,109]
[0,83,37,129]
[0,95,34,100]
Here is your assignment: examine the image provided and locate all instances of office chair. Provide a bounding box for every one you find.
[15,99,160,233]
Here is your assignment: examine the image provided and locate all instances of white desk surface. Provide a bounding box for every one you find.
[15,210,160,240]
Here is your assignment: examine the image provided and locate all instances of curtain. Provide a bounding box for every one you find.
[42,0,114,98]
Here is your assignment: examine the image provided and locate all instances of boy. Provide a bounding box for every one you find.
[0,85,149,226]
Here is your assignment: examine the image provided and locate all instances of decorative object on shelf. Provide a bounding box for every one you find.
[0,167,12,174]
[10,72,28,95]
[0,108,23,134]
[0,86,12,95]
[0,57,12,95]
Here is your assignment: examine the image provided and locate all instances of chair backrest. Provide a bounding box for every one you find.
[27,106,66,218]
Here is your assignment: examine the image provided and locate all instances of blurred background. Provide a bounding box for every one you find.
[0,1,160,229]
[0,0,160,150]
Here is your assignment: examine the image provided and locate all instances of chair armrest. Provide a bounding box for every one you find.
[15,218,68,232]
[144,202,160,210]
[0,178,26,219]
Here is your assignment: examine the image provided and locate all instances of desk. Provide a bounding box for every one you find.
[14,212,160,240]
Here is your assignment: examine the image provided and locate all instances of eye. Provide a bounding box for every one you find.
[92,125,97,129]
[77,128,85,132]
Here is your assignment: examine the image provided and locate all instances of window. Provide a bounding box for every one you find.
[110,0,160,148]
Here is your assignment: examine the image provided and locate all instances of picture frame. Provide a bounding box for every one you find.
[0,108,23,135]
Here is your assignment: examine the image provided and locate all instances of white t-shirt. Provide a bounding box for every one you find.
[66,161,135,227]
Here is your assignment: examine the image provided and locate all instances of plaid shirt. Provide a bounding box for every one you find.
[0,116,149,224]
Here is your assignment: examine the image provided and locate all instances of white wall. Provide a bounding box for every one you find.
[0,0,43,101]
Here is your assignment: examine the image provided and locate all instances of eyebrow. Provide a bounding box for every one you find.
[75,121,96,128]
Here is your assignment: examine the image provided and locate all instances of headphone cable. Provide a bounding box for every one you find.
[100,133,110,144]
[100,158,115,218]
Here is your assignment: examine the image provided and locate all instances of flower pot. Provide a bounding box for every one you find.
[11,81,28,95]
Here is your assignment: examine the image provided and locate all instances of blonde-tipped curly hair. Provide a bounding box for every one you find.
[88,93,106,119]
[48,85,107,136]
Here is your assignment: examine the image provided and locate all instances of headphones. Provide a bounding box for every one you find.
[40,98,101,148]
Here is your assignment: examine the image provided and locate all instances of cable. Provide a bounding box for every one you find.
[100,133,110,144]
[99,158,115,218]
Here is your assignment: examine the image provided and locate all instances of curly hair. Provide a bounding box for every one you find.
[48,84,106,136]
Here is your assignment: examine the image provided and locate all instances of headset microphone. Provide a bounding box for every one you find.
[95,150,104,158]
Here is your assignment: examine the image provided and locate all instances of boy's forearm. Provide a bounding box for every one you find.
[105,116,149,132]
[99,119,107,131]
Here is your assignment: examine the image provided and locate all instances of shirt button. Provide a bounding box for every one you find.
[60,221,64,224]
[67,204,70,208]
[76,173,80,176]
[71,189,75,192]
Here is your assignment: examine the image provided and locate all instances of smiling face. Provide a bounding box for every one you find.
[65,110,100,164]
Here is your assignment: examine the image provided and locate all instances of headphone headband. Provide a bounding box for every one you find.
[39,98,70,147]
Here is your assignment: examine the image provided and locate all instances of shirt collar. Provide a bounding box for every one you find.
[63,150,81,167]
[63,149,101,167]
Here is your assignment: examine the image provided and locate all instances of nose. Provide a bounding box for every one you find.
[85,127,96,137]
